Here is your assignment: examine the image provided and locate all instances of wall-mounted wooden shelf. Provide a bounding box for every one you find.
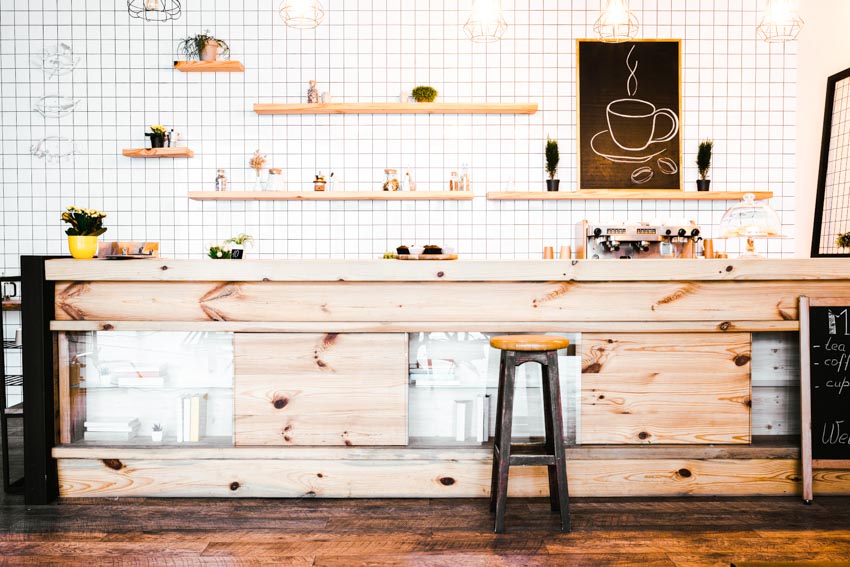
[122,148,195,158]
[487,190,774,201]
[174,60,245,73]
[1,299,21,311]
[253,102,538,115]
[188,191,475,201]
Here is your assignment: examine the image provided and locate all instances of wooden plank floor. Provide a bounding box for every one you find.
[3,425,850,565]
[0,495,849,565]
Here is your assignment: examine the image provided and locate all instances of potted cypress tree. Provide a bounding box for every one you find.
[546,137,560,191]
[696,139,713,191]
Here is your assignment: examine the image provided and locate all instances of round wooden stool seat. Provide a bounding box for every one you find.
[489,335,569,352]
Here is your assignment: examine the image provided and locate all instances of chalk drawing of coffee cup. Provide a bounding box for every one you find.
[606,98,679,152]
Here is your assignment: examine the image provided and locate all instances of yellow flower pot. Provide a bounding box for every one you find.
[68,236,98,259]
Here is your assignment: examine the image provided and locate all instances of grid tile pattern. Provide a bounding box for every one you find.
[0,0,797,272]
[818,75,850,255]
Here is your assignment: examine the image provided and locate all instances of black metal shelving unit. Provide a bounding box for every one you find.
[1,275,24,494]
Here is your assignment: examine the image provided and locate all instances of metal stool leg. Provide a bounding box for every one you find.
[489,350,508,513]
[540,356,560,513]
[546,351,571,532]
[494,351,516,533]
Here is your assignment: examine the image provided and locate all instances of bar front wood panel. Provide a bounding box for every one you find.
[234,333,407,446]
[53,281,850,323]
[56,457,843,498]
[580,333,752,444]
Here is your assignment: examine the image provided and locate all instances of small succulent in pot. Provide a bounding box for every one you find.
[411,86,438,103]
[151,423,163,442]
[177,30,231,62]
[836,232,850,249]
[696,139,713,191]
[225,233,254,259]
[208,242,232,260]
[545,137,560,192]
[146,124,167,148]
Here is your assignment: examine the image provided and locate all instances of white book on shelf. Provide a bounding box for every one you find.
[175,396,184,443]
[455,400,472,442]
[84,418,140,432]
[182,396,191,442]
[483,394,491,441]
[84,429,139,442]
[474,395,485,442]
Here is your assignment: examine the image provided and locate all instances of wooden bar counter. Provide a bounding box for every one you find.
[45,258,850,499]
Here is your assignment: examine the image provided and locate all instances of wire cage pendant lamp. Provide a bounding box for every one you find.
[757,0,804,42]
[593,0,639,43]
[127,0,182,22]
[464,0,508,43]
[279,0,326,30]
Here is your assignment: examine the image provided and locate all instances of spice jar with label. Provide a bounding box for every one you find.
[383,168,400,191]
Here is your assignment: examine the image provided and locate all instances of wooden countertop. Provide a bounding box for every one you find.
[44,258,850,283]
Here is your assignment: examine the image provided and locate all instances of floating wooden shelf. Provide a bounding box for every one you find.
[253,102,538,115]
[122,148,195,158]
[174,60,245,72]
[487,190,774,201]
[188,191,475,201]
[1,299,21,311]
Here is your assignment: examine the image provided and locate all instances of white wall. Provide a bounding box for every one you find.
[0,0,798,273]
[795,0,850,257]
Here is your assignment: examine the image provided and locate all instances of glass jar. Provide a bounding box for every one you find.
[383,168,400,192]
[267,168,284,191]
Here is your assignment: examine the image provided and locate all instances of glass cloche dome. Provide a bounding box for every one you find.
[718,193,783,257]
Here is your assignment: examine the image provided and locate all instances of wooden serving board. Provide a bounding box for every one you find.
[395,254,458,261]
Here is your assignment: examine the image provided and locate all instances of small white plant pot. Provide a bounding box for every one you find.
[151,431,164,442]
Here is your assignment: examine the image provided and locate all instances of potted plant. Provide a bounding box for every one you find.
[546,137,560,191]
[61,206,107,259]
[208,242,231,259]
[177,30,231,62]
[226,234,254,259]
[146,124,167,148]
[249,149,267,190]
[411,86,438,103]
[696,139,713,191]
[836,232,850,249]
[151,423,163,443]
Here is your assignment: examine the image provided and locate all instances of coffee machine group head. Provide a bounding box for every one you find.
[575,220,701,259]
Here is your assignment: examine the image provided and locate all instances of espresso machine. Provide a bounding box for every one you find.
[575,220,701,260]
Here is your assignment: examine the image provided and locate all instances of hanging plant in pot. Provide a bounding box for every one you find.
[226,233,254,260]
[546,137,560,191]
[61,206,107,259]
[696,139,713,191]
[177,30,231,62]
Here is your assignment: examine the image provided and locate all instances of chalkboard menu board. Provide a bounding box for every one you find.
[577,40,681,191]
[806,305,850,460]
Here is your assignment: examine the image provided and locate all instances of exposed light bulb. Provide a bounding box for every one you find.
[144,0,160,9]
[464,0,508,43]
[279,0,326,30]
[757,0,804,42]
[594,0,639,43]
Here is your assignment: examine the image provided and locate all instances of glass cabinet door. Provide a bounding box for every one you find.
[61,331,233,446]
[408,332,579,447]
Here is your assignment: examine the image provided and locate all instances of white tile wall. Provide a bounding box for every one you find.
[0,0,797,273]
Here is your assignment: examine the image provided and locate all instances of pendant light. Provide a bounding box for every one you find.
[279,0,326,30]
[593,0,639,43]
[127,0,182,22]
[757,0,804,43]
[464,0,508,44]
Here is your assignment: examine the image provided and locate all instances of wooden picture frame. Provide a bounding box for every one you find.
[577,39,682,191]
[811,66,850,257]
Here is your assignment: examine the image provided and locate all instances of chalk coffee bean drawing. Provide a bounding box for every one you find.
[631,166,654,184]
[34,95,81,118]
[657,157,678,175]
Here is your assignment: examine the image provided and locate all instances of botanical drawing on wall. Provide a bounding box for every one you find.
[577,39,682,190]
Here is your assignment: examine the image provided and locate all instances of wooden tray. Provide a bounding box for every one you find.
[395,254,458,260]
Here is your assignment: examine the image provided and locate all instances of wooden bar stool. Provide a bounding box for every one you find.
[488,334,571,533]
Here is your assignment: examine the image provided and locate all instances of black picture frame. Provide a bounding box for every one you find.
[811,66,850,257]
